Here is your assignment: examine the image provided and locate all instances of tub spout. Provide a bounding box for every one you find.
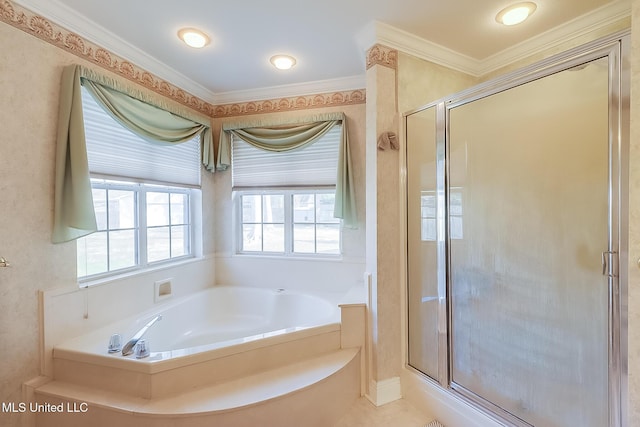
[122,314,162,356]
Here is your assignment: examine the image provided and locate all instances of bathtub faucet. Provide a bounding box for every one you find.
[122,314,162,356]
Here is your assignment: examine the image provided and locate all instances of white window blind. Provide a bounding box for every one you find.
[81,86,202,187]
[231,124,341,189]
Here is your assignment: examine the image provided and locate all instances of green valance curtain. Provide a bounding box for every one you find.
[217,112,357,228]
[82,80,206,145]
[53,64,214,243]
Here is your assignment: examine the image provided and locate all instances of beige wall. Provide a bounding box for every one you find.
[0,19,218,427]
[0,23,75,427]
[398,52,478,113]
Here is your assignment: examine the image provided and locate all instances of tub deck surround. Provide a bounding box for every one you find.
[35,348,361,427]
[52,286,341,370]
[49,286,346,398]
[31,285,367,426]
[53,325,343,399]
[43,350,359,413]
[39,256,217,378]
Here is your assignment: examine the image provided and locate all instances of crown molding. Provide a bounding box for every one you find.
[12,0,631,100]
[358,21,481,76]
[477,0,631,75]
[212,75,366,105]
[12,0,366,104]
[358,0,631,77]
[12,0,218,103]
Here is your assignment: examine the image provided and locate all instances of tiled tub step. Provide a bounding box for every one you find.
[34,348,360,427]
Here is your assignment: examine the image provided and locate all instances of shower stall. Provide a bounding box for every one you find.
[404,33,628,427]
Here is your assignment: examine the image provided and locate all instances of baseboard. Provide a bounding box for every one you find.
[366,376,402,406]
[401,368,502,427]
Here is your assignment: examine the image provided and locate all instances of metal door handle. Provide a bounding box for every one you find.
[602,251,617,278]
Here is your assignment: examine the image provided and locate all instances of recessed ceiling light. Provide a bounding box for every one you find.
[496,2,537,26]
[177,28,210,49]
[270,55,297,70]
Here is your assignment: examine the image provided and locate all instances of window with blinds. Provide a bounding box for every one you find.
[232,125,342,256]
[231,124,341,189]
[81,86,201,187]
[77,86,200,282]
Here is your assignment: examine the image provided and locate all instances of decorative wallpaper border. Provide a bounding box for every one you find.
[0,0,216,117]
[366,44,398,70]
[212,90,366,118]
[1,0,366,118]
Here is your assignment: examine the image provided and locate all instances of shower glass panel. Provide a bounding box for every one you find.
[406,106,439,381]
[448,57,610,426]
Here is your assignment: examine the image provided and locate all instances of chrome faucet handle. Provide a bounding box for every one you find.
[108,334,122,353]
[0,257,10,268]
[134,339,150,359]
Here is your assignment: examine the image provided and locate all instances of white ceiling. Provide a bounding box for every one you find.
[15,0,629,104]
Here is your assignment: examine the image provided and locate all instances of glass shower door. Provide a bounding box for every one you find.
[448,57,611,427]
[406,105,442,382]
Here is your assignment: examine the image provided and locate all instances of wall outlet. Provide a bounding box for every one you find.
[154,279,172,303]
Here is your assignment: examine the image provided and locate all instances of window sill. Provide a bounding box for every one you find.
[232,252,344,263]
[78,256,205,288]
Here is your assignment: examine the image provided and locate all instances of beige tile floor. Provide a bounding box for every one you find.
[334,397,434,427]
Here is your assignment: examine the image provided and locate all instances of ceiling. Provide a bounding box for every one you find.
[15,0,629,104]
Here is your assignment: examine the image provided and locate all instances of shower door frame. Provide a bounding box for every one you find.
[404,31,629,427]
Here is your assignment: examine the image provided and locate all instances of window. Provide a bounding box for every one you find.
[292,192,340,253]
[232,125,342,256]
[77,180,195,278]
[449,188,464,240]
[420,191,437,241]
[420,188,463,241]
[241,193,285,252]
[77,86,200,281]
[238,190,340,255]
[80,86,201,187]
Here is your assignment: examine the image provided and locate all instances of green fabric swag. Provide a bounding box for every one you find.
[217,112,357,228]
[53,65,96,243]
[82,80,206,146]
[53,64,214,243]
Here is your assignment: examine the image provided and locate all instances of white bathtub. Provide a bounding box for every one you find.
[53,286,341,377]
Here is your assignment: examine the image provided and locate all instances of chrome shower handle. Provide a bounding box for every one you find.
[0,257,9,268]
